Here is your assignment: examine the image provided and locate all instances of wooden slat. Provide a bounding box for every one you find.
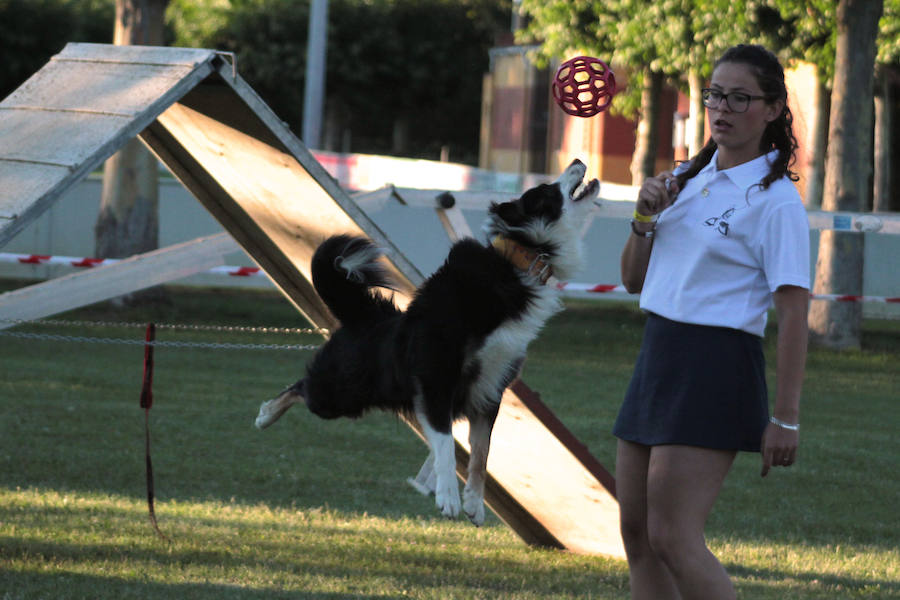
[197,65,425,285]
[404,413,566,550]
[53,42,214,66]
[145,101,418,321]
[0,43,219,248]
[140,113,339,329]
[449,386,623,557]
[0,110,132,169]
[0,233,238,328]
[2,63,195,117]
[435,203,475,242]
[0,162,70,220]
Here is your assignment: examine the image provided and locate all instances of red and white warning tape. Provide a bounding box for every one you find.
[554,282,900,303]
[2,252,897,304]
[804,293,900,303]
[556,282,629,294]
[0,252,266,277]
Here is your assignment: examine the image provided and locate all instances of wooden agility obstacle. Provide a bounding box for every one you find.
[0,43,624,558]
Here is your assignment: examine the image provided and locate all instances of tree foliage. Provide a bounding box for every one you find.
[517,0,898,115]
[770,0,898,86]
[876,0,900,65]
[517,0,756,117]
[168,0,511,163]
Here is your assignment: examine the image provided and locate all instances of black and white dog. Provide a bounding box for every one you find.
[255,159,598,525]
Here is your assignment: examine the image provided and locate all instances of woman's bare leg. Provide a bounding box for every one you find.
[616,440,681,600]
[646,445,737,600]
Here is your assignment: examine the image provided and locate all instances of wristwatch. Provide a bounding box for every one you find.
[630,220,655,239]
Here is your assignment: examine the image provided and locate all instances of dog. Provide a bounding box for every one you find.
[255,159,599,525]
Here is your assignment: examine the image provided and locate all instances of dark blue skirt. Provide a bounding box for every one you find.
[613,312,769,452]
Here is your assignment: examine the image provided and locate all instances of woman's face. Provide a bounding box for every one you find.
[707,61,783,169]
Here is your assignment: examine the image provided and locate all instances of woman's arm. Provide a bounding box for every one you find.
[620,172,678,293]
[760,284,809,476]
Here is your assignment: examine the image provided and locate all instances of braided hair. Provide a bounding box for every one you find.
[674,45,799,193]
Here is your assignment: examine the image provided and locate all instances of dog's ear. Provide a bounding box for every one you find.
[520,183,563,216]
[520,187,546,214]
[489,200,524,224]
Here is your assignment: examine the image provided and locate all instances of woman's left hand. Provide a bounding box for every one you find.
[760,422,799,477]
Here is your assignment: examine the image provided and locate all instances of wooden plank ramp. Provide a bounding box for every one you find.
[0,43,624,558]
[0,233,238,328]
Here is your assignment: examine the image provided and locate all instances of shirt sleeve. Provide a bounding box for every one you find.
[760,200,810,292]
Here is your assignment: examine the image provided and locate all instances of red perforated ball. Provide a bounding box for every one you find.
[552,56,616,118]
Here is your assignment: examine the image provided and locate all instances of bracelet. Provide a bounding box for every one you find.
[770,416,799,431]
[632,209,656,223]
[630,220,655,239]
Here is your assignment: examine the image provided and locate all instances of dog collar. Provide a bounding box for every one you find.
[491,236,553,284]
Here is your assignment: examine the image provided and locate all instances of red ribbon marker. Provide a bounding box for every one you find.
[140,323,167,541]
[18,255,50,264]
[71,258,105,268]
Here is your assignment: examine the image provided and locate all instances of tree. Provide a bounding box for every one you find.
[874,0,900,212]
[770,0,897,211]
[95,0,169,284]
[610,1,675,185]
[768,0,837,209]
[807,0,884,349]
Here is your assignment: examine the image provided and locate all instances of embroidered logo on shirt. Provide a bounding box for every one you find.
[704,207,735,236]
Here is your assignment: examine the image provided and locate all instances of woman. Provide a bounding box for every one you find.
[614,45,809,599]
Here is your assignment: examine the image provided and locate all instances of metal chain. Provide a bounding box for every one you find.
[0,316,329,336]
[0,329,320,351]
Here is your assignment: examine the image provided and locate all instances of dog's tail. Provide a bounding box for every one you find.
[312,234,399,326]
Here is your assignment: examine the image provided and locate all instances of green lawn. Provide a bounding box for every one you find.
[1,285,897,599]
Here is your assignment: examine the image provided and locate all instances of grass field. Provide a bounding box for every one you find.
[0,284,897,599]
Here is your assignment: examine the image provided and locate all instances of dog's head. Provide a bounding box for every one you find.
[484,159,599,281]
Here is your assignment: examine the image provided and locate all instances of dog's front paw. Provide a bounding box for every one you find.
[255,397,293,429]
[434,479,461,519]
[255,399,280,429]
[463,486,485,526]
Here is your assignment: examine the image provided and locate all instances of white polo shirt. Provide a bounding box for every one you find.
[639,150,810,337]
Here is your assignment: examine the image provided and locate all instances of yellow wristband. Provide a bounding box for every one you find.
[633,209,655,223]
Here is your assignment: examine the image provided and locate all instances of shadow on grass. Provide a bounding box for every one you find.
[0,570,404,599]
[0,519,629,599]
[727,563,900,598]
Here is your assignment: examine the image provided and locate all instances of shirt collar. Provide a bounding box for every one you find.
[701,149,779,191]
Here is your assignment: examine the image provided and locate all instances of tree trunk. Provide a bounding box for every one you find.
[873,67,892,212]
[630,70,662,185]
[96,140,160,258]
[804,76,830,209]
[97,0,169,305]
[687,70,705,158]
[808,0,883,349]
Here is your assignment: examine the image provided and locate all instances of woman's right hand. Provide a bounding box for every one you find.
[621,171,680,293]
[636,171,679,217]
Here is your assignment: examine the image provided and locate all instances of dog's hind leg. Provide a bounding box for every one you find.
[414,390,460,519]
[462,405,499,526]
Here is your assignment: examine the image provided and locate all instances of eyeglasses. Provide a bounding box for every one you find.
[701,88,767,113]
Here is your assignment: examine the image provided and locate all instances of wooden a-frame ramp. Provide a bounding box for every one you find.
[0,43,624,558]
